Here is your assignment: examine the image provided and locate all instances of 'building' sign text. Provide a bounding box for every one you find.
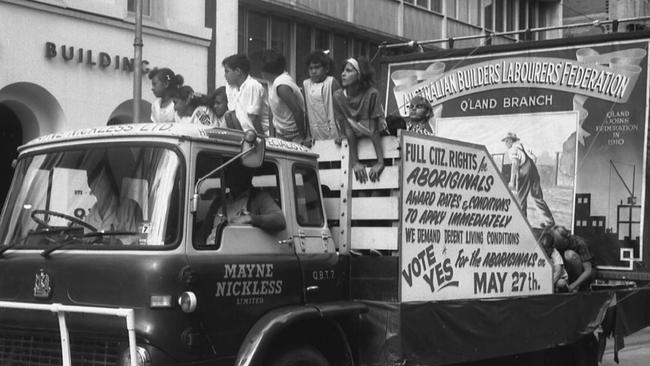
[45,41,152,74]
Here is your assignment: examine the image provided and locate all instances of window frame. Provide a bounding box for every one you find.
[292,164,325,228]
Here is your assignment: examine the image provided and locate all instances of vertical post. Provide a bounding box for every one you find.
[339,140,352,255]
[133,0,143,123]
[56,310,71,366]
[397,0,404,37]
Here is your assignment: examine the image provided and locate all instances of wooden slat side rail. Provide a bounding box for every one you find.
[325,197,399,221]
[312,136,401,162]
[319,169,344,192]
[357,136,400,160]
[350,166,400,190]
[331,226,399,251]
[314,136,402,253]
[351,197,399,220]
[312,139,346,162]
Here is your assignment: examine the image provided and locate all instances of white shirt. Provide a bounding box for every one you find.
[269,72,305,138]
[176,106,216,126]
[229,75,270,135]
[150,98,177,123]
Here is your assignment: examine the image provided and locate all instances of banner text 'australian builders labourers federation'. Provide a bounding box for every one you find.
[387,39,649,274]
[399,133,552,301]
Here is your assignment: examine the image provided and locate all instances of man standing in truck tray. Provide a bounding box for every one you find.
[198,163,286,245]
[502,132,555,227]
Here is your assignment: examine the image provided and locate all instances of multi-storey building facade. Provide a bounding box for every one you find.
[0,0,562,202]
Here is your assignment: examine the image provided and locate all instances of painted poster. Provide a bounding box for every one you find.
[386,39,649,273]
[399,133,552,301]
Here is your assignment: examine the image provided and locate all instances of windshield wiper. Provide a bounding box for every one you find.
[0,228,79,258]
[81,231,139,238]
[41,231,140,257]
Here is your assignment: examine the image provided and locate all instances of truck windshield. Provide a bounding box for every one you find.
[0,145,182,248]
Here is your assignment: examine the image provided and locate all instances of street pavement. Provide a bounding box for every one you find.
[600,326,650,366]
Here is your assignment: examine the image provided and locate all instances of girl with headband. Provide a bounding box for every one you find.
[333,57,387,183]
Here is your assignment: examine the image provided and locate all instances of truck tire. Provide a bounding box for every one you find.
[269,345,330,366]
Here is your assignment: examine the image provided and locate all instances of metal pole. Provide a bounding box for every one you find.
[133,0,143,123]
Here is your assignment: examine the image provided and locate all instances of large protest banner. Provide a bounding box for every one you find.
[386,39,649,274]
[400,133,552,301]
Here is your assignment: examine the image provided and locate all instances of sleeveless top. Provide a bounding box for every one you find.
[269,72,305,139]
[303,76,339,140]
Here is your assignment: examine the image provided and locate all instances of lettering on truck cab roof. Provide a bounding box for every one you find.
[23,123,314,155]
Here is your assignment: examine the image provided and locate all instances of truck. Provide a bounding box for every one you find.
[0,31,649,366]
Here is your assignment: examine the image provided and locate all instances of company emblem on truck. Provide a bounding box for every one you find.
[33,269,53,299]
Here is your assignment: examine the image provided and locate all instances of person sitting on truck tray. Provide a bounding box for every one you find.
[223,53,271,136]
[202,164,286,245]
[260,49,309,146]
[406,95,435,136]
[549,225,595,292]
[333,57,386,183]
[149,67,184,123]
[539,231,569,292]
[303,50,341,141]
[208,86,241,130]
[171,85,216,125]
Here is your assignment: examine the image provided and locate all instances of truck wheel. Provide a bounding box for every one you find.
[270,345,330,366]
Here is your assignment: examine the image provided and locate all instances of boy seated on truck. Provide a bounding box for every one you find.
[549,225,595,292]
[539,231,569,292]
[198,164,286,245]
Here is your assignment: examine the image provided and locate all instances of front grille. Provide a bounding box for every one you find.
[0,329,122,365]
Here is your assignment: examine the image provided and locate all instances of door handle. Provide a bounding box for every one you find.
[278,238,293,246]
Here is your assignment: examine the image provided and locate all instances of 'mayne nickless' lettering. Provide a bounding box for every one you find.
[216,263,283,297]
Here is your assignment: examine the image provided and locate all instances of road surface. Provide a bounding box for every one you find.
[600,326,650,366]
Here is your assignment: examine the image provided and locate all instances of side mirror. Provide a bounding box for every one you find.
[191,130,266,214]
[240,129,265,169]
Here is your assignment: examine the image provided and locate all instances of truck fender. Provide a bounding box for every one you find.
[235,301,368,366]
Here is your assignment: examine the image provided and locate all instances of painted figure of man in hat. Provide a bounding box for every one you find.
[502,132,555,227]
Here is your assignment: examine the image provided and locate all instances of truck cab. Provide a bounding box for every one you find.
[0,123,357,366]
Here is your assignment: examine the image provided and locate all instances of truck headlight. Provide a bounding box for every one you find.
[118,345,151,366]
[178,291,197,313]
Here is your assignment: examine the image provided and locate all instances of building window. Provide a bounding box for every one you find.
[495,0,504,32]
[354,40,368,59]
[315,29,330,52]
[238,10,246,55]
[484,0,493,31]
[295,23,312,84]
[271,17,291,63]
[506,0,515,31]
[247,11,268,77]
[332,34,349,74]
[429,0,441,12]
[127,0,151,16]
[416,0,428,8]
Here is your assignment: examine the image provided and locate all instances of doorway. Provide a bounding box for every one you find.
[0,104,22,205]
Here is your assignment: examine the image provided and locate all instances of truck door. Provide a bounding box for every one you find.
[187,149,302,359]
[290,164,344,303]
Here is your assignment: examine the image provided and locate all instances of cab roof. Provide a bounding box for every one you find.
[21,123,317,157]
